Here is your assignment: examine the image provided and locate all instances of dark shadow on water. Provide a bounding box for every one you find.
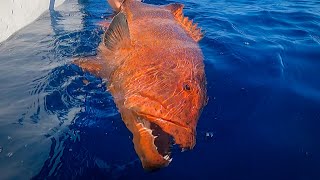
[30,64,142,179]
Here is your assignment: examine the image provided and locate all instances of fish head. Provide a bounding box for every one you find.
[123,59,207,170]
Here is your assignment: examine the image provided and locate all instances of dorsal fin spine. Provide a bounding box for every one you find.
[165,3,203,42]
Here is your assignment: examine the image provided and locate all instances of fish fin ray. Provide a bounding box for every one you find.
[103,12,131,51]
[165,3,204,42]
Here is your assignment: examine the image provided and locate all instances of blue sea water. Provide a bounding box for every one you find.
[0,0,319,179]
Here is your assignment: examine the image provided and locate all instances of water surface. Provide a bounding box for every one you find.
[0,0,319,179]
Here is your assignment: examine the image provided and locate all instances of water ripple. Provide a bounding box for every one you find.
[0,0,320,179]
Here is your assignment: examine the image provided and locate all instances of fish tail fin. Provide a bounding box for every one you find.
[107,0,123,12]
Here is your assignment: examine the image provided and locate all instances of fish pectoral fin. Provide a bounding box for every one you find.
[103,12,131,51]
[73,56,105,78]
[165,3,204,42]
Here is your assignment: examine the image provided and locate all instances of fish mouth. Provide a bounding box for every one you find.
[135,115,173,169]
[136,112,195,148]
[133,112,195,170]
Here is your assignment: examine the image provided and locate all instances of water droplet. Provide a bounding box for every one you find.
[244,42,249,45]
[206,132,214,138]
[0,146,3,153]
[69,148,72,152]
[83,79,89,85]
[7,152,13,157]
[7,136,12,140]
[305,151,311,157]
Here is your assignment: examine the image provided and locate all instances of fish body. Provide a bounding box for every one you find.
[75,0,207,170]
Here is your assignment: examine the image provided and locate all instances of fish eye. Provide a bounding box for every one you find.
[183,83,191,91]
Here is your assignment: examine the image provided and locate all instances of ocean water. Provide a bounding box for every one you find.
[0,0,319,179]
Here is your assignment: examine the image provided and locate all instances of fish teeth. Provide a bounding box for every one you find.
[163,155,170,160]
[145,128,152,134]
[163,155,173,163]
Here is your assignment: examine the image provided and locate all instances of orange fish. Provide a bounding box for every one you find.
[75,0,207,170]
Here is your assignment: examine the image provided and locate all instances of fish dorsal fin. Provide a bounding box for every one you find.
[165,3,203,42]
[103,12,131,51]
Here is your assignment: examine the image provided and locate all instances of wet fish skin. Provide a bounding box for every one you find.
[74,0,207,170]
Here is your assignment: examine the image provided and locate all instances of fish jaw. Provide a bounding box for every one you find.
[130,111,196,170]
[116,107,173,170]
[120,93,198,169]
[136,112,196,149]
[133,121,172,170]
[123,93,198,151]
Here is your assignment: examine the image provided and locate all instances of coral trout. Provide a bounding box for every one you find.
[75,0,207,170]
